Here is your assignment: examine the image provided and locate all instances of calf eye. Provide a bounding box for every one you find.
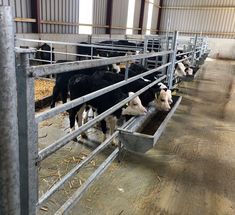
[133,103,138,106]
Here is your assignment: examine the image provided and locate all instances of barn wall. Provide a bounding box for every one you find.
[93,0,107,34]
[132,0,141,34]
[150,0,160,34]
[160,0,235,39]
[111,0,129,34]
[2,0,161,35]
[40,0,79,34]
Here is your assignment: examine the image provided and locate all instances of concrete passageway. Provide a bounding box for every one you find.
[39,59,235,215]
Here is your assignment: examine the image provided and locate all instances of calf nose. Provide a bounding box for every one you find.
[142,107,148,115]
[166,106,171,111]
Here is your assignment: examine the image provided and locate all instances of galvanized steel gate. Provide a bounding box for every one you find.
[0,6,209,215]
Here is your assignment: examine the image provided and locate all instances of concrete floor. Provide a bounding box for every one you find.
[38,58,235,215]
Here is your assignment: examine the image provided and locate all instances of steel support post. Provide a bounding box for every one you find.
[162,34,170,76]
[16,50,38,215]
[0,6,21,215]
[124,61,129,80]
[199,39,203,58]
[167,31,178,89]
[142,37,148,66]
[192,34,198,66]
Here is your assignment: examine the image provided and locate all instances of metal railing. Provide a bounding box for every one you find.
[1,6,210,215]
[15,35,175,215]
[16,38,144,65]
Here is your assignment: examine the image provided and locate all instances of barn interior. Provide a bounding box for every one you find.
[0,1,235,215]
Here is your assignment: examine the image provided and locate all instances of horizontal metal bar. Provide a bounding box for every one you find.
[54,147,119,215]
[37,117,134,207]
[93,42,139,49]
[35,63,171,123]
[176,51,193,57]
[37,75,166,162]
[161,6,235,10]
[15,47,36,54]
[28,51,172,77]
[175,56,193,64]
[35,49,107,59]
[29,58,55,63]
[94,48,133,54]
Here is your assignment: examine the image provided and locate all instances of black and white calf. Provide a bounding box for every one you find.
[68,72,147,140]
[89,70,172,111]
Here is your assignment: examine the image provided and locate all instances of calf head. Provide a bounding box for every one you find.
[122,92,147,116]
[182,55,191,67]
[112,64,121,73]
[154,89,171,111]
[157,83,173,104]
[185,67,193,76]
[175,63,187,77]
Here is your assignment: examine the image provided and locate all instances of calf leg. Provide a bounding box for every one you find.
[105,116,118,145]
[69,109,76,132]
[76,104,87,138]
[61,88,68,104]
[100,119,108,137]
[51,86,60,108]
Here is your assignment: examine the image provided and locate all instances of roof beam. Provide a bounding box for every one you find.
[105,0,113,34]
[138,0,145,34]
[156,0,163,33]
[31,0,41,33]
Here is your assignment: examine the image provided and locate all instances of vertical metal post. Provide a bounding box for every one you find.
[192,34,198,66]
[167,31,178,89]
[199,38,203,58]
[91,46,93,59]
[0,6,21,215]
[163,35,170,75]
[16,49,38,215]
[138,0,145,34]
[124,62,129,80]
[50,42,53,64]
[142,36,148,66]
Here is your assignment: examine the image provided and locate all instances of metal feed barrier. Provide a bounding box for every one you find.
[0,6,210,215]
[16,37,143,65]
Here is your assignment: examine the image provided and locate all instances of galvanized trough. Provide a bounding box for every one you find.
[119,95,182,153]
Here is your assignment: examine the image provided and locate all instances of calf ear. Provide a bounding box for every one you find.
[155,91,160,99]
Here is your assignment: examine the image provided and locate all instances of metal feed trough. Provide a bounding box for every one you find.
[119,96,182,153]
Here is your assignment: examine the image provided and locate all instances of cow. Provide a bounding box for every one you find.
[174,62,193,78]
[36,43,55,65]
[51,60,173,142]
[95,40,138,58]
[68,73,147,141]
[76,42,98,61]
[87,70,172,111]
